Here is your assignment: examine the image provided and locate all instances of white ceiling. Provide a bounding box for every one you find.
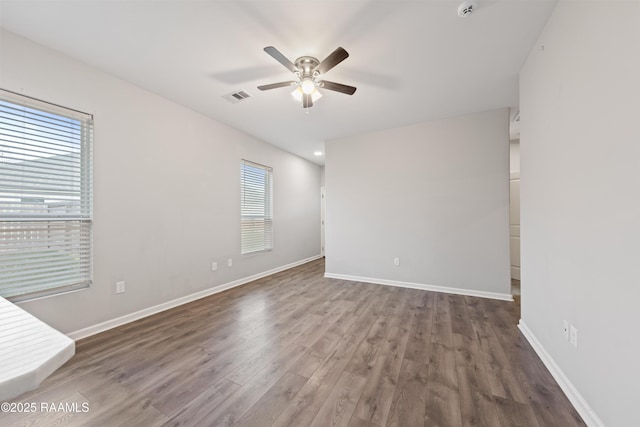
[0,0,556,165]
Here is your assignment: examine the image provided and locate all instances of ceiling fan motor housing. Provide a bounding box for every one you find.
[294,56,320,79]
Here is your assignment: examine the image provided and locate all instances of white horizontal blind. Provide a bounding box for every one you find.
[240,160,273,254]
[0,89,93,300]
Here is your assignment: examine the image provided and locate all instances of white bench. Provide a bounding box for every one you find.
[0,296,74,400]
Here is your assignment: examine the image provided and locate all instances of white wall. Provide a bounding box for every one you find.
[325,109,511,298]
[519,2,640,426]
[0,30,321,334]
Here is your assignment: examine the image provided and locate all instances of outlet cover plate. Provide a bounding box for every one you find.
[116,281,126,294]
[569,325,578,348]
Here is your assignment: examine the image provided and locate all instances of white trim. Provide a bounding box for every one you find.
[323,273,513,301]
[68,255,322,341]
[518,320,605,427]
[510,266,521,281]
[320,187,326,257]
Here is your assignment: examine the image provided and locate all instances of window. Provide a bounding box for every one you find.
[240,160,273,254]
[0,89,93,300]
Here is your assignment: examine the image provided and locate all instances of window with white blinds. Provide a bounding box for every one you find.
[0,89,93,300]
[240,160,273,255]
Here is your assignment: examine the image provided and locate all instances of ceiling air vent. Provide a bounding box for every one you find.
[222,90,251,104]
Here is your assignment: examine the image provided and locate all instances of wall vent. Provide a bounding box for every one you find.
[223,90,251,104]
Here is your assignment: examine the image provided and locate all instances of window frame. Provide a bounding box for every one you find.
[0,89,94,301]
[240,159,273,255]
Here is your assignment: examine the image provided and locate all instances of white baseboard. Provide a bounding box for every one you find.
[518,320,605,427]
[323,273,513,301]
[68,255,322,341]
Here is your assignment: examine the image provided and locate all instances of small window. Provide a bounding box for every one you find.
[240,160,273,254]
[0,89,93,300]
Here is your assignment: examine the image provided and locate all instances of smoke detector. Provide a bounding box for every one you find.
[458,0,477,17]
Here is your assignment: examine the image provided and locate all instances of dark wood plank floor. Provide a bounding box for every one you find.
[2,259,585,426]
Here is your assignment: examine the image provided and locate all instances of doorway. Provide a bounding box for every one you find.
[509,141,521,296]
[321,187,326,256]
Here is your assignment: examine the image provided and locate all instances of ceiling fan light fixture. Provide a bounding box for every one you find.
[300,78,316,95]
[291,86,322,103]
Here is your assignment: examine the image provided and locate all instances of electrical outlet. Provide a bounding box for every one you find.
[394,257,400,266]
[569,325,578,348]
[211,262,217,272]
[563,320,570,341]
[116,281,126,294]
[227,258,233,267]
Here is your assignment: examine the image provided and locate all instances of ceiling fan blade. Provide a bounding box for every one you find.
[315,47,349,74]
[263,46,298,73]
[317,80,357,95]
[257,81,297,91]
[302,94,313,108]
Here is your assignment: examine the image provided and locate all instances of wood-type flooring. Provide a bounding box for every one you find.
[2,259,585,426]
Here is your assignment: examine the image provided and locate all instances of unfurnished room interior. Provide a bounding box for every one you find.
[0,1,637,426]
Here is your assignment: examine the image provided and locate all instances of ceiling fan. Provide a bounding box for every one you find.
[257,46,357,108]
